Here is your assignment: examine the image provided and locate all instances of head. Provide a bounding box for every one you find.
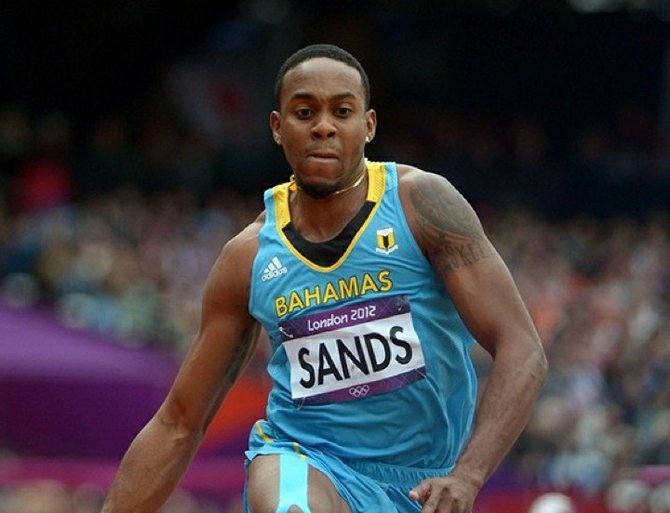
[271,44,376,198]
[274,44,371,110]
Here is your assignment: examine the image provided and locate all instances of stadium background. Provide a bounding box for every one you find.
[1,1,669,511]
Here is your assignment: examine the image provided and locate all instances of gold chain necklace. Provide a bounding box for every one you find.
[290,171,366,196]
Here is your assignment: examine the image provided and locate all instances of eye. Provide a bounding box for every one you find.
[296,108,313,119]
[335,107,352,117]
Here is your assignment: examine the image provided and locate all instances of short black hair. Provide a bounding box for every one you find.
[274,43,371,109]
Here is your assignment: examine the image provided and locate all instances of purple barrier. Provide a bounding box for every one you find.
[0,455,246,495]
[0,304,179,458]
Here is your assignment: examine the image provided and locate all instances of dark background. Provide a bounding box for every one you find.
[2,1,668,126]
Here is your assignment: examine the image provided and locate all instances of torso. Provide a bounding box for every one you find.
[247,161,478,469]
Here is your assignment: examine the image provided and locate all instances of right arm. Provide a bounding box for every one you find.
[101,218,263,513]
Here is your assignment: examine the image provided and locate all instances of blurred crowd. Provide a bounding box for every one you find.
[0,77,669,511]
[0,100,265,352]
[485,209,670,494]
[0,479,241,513]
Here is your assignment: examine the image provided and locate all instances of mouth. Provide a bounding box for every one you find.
[307,148,339,160]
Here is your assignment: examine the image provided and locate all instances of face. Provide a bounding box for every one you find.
[271,57,376,198]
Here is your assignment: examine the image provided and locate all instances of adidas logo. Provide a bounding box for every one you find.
[261,256,288,281]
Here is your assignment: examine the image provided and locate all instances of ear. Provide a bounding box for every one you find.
[365,109,377,143]
[270,110,281,145]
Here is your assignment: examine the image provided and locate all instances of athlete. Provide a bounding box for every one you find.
[100,44,547,513]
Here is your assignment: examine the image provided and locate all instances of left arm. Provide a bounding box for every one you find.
[399,166,548,513]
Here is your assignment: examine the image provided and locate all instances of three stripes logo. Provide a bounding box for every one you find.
[261,256,288,281]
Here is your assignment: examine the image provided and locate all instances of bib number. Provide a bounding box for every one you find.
[279,295,426,404]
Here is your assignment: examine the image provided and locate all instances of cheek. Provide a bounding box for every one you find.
[282,137,299,157]
[280,125,305,150]
[280,138,304,168]
[346,135,367,157]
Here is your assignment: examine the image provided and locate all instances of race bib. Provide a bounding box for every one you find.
[279,295,426,404]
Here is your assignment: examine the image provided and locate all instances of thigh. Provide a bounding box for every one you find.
[246,453,352,513]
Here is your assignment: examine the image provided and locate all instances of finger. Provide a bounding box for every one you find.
[409,481,430,502]
[421,490,442,513]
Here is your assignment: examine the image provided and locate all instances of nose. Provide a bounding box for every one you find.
[311,113,336,139]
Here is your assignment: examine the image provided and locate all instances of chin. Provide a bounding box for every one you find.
[295,177,340,199]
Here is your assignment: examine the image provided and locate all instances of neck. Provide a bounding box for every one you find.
[290,168,367,199]
[329,170,367,196]
[288,168,368,242]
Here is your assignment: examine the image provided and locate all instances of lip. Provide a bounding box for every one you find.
[307,149,339,159]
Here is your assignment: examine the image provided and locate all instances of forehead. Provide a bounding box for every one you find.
[280,57,365,104]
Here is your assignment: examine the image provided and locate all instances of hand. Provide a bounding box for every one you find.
[408,474,478,513]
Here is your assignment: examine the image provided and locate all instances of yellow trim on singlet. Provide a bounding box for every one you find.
[254,420,274,444]
[253,421,307,461]
[292,441,306,461]
[271,161,386,272]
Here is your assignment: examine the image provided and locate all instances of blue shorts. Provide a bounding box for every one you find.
[244,420,454,513]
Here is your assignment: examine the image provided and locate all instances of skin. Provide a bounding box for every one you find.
[270,57,377,242]
[100,56,547,513]
[401,168,547,512]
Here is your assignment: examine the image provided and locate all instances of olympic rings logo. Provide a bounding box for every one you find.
[348,385,370,398]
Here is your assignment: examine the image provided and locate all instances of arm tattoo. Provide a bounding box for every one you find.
[222,323,260,388]
[204,323,259,428]
[410,177,493,275]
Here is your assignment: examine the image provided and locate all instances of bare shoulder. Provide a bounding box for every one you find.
[225,210,265,254]
[217,210,264,267]
[396,164,494,274]
[204,211,265,307]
